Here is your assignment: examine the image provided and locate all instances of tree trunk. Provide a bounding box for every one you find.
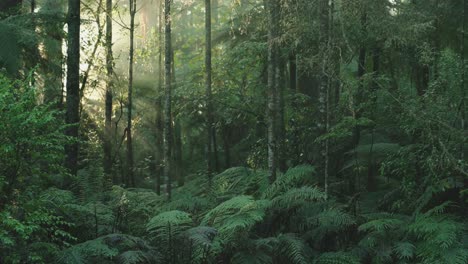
[277,58,287,173]
[126,0,136,187]
[164,0,173,200]
[205,0,217,186]
[174,120,183,186]
[155,0,164,195]
[461,0,466,184]
[266,0,280,184]
[104,0,114,184]
[222,125,231,169]
[318,0,332,199]
[289,53,297,91]
[367,47,380,192]
[65,0,81,177]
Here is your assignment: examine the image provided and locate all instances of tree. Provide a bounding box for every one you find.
[266,0,280,184]
[127,0,137,187]
[164,0,173,200]
[65,0,81,177]
[205,0,215,187]
[155,0,164,195]
[104,0,114,183]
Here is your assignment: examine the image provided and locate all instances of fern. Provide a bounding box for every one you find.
[393,241,415,260]
[231,251,272,264]
[314,252,360,264]
[264,165,316,199]
[57,234,156,264]
[202,196,269,241]
[146,210,193,239]
[276,233,312,264]
[270,187,326,211]
[307,207,356,242]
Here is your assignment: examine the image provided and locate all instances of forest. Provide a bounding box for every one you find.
[0,0,467,263]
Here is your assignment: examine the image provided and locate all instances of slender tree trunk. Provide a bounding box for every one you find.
[126,0,136,187]
[170,50,183,187]
[277,59,287,172]
[289,53,297,91]
[461,0,466,182]
[205,0,216,187]
[349,12,367,193]
[367,47,380,192]
[222,125,231,169]
[65,0,81,177]
[104,0,114,183]
[266,0,280,184]
[174,120,183,186]
[318,0,332,199]
[155,0,164,195]
[164,0,173,200]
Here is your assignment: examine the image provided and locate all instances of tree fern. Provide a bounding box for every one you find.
[270,187,326,211]
[202,196,269,241]
[57,234,156,264]
[307,207,356,242]
[276,233,312,264]
[146,210,193,239]
[263,165,317,199]
[313,252,360,264]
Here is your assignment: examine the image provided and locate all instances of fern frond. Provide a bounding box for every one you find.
[231,251,272,264]
[264,165,316,199]
[270,187,326,211]
[202,196,269,241]
[358,218,404,233]
[58,234,153,263]
[184,226,218,247]
[393,241,415,260]
[313,251,360,264]
[276,233,312,264]
[308,208,356,241]
[146,210,193,237]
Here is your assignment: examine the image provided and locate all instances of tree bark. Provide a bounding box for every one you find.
[266,0,280,184]
[277,58,287,173]
[164,0,173,200]
[205,0,216,187]
[104,0,114,183]
[65,0,81,177]
[126,0,136,187]
[155,0,164,195]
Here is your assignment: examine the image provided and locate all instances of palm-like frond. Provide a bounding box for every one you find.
[202,196,269,241]
[270,187,326,211]
[313,252,360,264]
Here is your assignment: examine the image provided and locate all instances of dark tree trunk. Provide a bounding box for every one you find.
[317,0,333,198]
[155,0,164,195]
[126,0,136,187]
[367,47,380,192]
[349,12,367,193]
[277,59,287,173]
[206,0,217,186]
[104,0,114,183]
[164,0,173,200]
[289,53,297,91]
[174,120,183,186]
[65,0,81,177]
[222,125,231,169]
[266,0,280,184]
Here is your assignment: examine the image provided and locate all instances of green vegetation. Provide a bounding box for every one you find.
[0,0,466,263]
